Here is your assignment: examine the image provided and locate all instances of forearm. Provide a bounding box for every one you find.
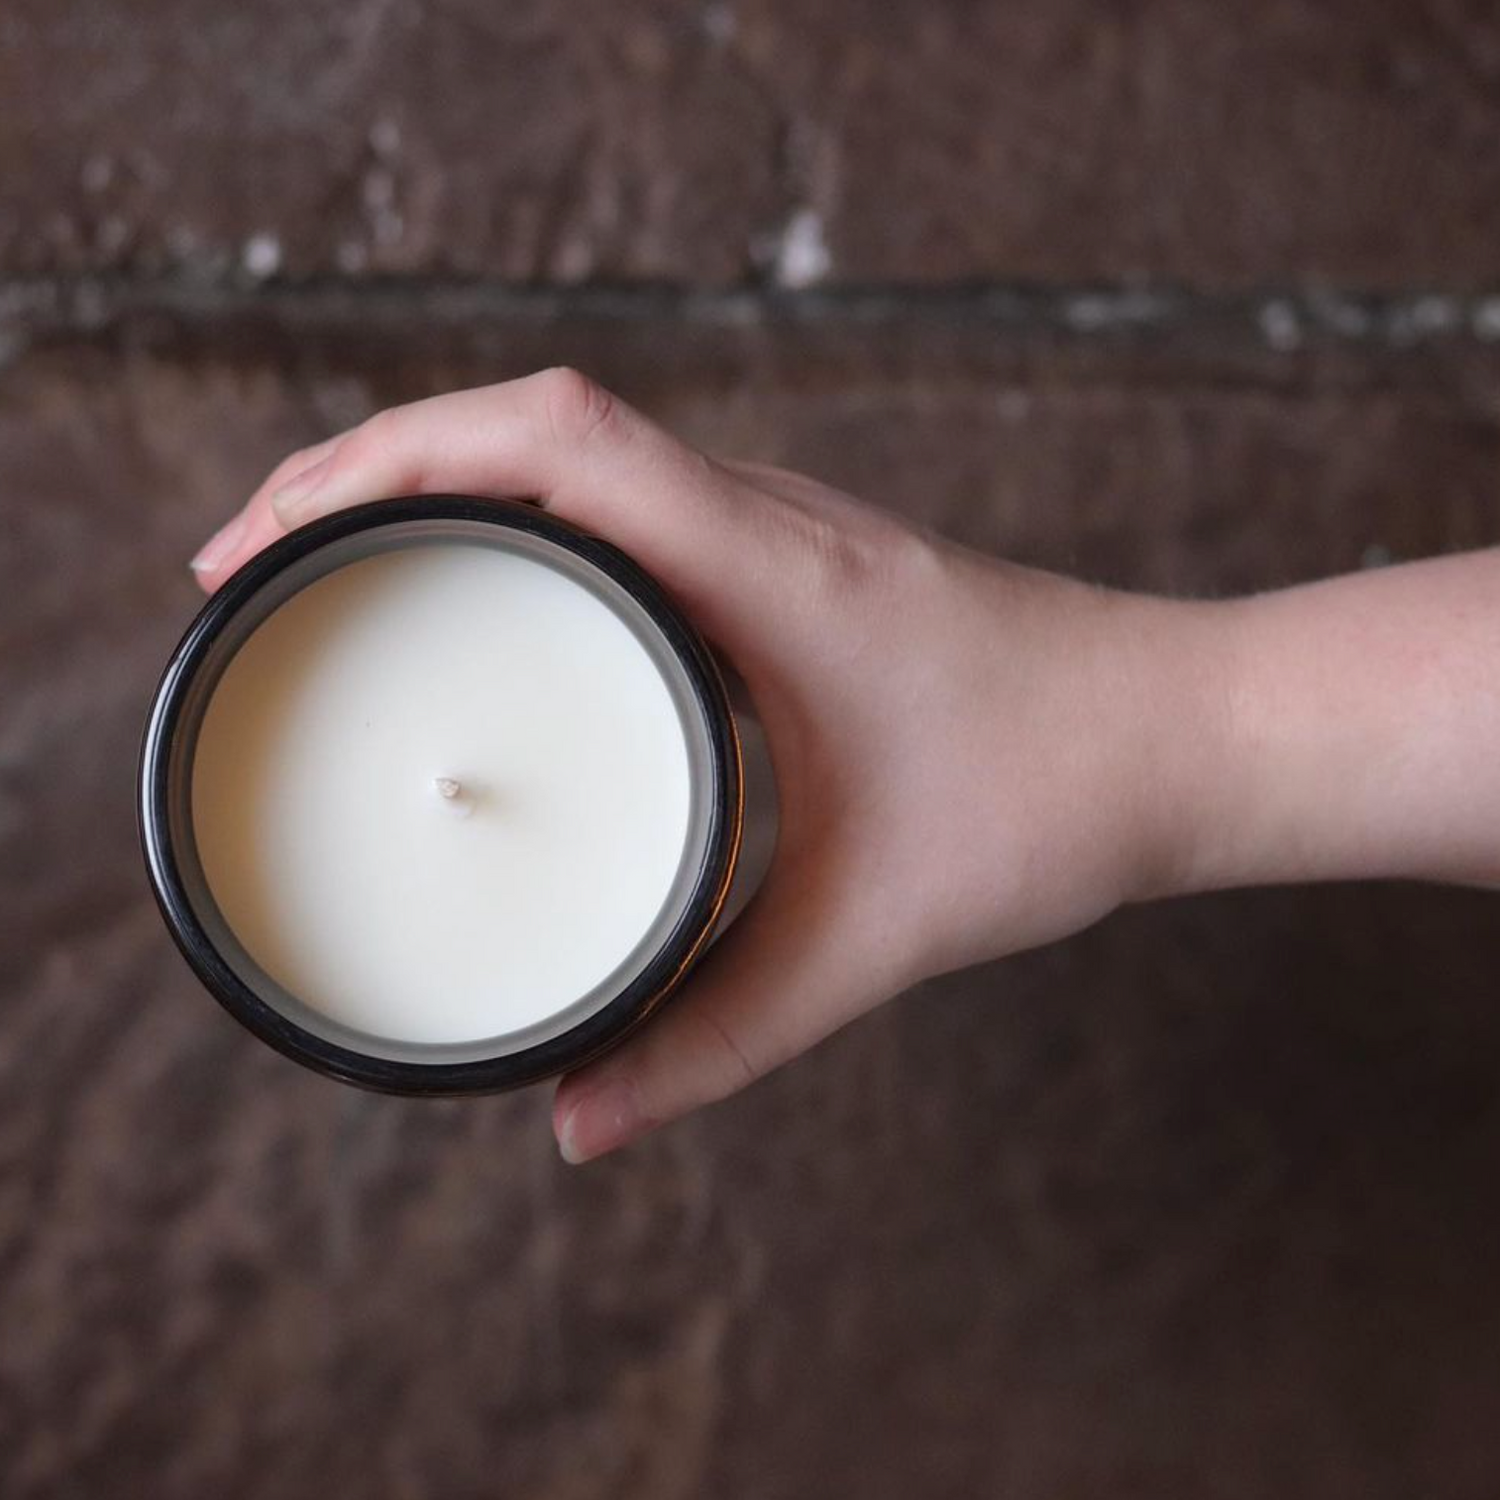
[190,371,1500,1156]
[1150,548,1500,898]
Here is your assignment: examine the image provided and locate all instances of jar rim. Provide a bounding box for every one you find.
[139,495,743,1095]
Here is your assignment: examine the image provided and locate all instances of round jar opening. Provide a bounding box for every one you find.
[140,498,741,1092]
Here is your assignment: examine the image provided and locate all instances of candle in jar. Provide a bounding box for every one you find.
[189,542,694,1046]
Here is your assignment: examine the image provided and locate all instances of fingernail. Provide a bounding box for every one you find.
[189,512,248,575]
[270,453,334,526]
[556,1078,648,1165]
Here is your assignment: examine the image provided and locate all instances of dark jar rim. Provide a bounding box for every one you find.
[138,494,744,1096]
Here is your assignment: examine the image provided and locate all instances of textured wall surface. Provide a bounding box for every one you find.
[4,4,1500,1497]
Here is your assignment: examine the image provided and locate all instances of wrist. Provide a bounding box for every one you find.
[1151,557,1500,895]
[1090,590,1248,906]
[1118,558,1500,900]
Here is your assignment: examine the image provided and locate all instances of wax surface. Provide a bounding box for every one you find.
[191,544,694,1044]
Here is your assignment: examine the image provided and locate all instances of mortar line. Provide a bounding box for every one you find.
[4,273,1500,350]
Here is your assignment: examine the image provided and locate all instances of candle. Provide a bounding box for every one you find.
[140,496,775,1094]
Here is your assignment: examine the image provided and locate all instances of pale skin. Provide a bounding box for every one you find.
[191,368,1500,1163]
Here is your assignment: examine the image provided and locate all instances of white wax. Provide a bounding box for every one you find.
[191,544,694,1045]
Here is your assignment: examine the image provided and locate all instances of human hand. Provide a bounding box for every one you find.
[191,370,1225,1161]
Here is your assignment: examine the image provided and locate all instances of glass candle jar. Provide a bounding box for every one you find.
[139,495,776,1094]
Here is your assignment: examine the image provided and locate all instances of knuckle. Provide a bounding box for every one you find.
[797,511,882,598]
[350,406,400,459]
[263,439,333,497]
[887,520,946,590]
[801,509,935,606]
[277,442,324,480]
[538,366,617,446]
[340,406,423,493]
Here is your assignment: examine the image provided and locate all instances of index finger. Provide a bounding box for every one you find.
[189,431,348,591]
[189,371,759,624]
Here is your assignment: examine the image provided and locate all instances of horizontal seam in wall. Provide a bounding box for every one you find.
[4,274,1500,349]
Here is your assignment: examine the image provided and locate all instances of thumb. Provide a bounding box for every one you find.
[551,859,890,1163]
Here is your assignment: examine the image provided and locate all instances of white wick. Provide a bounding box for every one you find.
[433,775,474,819]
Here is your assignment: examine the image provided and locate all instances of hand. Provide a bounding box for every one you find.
[192,370,1223,1160]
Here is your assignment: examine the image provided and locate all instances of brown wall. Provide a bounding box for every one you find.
[4,4,1500,1496]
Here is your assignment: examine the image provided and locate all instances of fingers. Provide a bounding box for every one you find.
[192,370,781,643]
[551,864,880,1163]
[269,370,684,527]
[190,433,347,591]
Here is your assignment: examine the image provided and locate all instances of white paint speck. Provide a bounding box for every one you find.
[1387,294,1459,345]
[165,224,200,260]
[1062,295,1112,333]
[97,216,129,255]
[73,281,107,328]
[554,236,596,280]
[1305,292,1371,340]
[1361,543,1394,570]
[1258,299,1302,352]
[701,2,736,44]
[773,207,831,288]
[1473,299,1500,342]
[369,116,402,157]
[1062,290,1168,332]
[361,167,404,248]
[81,155,114,194]
[241,233,282,279]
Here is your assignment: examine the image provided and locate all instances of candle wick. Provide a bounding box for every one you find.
[432,776,476,819]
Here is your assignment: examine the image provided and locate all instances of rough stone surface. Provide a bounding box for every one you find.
[9,1,1500,1489]
[4,323,1500,1496]
[7,1,1500,288]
